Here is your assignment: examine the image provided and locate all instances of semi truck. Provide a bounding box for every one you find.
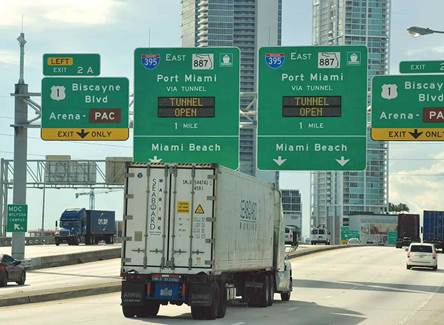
[120,164,292,320]
[55,208,116,245]
[396,213,420,248]
[423,210,444,250]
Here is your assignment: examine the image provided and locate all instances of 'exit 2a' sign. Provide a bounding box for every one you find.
[43,54,100,76]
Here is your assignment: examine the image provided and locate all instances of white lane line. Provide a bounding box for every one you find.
[398,278,444,324]
[288,306,300,311]
[231,322,246,325]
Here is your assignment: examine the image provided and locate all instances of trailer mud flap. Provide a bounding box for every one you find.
[121,281,145,305]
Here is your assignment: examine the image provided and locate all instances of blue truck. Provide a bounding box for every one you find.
[55,209,116,245]
[423,210,444,250]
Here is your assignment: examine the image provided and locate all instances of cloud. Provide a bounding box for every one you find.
[406,46,444,58]
[0,0,125,28]
[390,151,444,213]
[0,49,19,65]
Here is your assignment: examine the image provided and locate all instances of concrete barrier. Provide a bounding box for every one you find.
[28,247,121,270]
[288,244,364,259]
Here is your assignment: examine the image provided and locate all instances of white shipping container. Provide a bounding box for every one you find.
[122,164,283,275]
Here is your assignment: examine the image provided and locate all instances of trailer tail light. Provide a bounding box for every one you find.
[181,282,187,298]
[146,282,152,296]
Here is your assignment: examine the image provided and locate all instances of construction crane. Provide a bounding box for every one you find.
[74,189,122,210]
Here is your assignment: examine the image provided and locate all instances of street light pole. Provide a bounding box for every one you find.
[407,26,444,37]
[11,32,28,260]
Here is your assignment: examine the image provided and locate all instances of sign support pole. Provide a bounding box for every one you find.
[11,33,28,260]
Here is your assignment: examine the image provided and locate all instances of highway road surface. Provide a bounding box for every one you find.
[0,259,120,298]
[1,246,444,324]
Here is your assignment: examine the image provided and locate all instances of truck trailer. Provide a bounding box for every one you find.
[423,210,444,250]
[120,164,292,320]
[55,208,116,245]
[396,213,420,248]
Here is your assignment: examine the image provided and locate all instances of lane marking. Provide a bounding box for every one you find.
[288,306,300,311]
[398,278,444,324]
[231,322,246,325]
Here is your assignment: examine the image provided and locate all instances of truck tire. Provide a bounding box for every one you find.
[216,282,227,318]
[138,302,160,317]
[268,274,274,306]
[280,291,290,301]
[280,276,292,301]
[191,283,219,320]
[248,274,269,307]
[122,306,137,318]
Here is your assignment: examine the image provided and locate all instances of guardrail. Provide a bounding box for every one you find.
[0,236,123,247]
[0,236,55,246]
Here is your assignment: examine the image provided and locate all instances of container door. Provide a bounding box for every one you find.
[167,167,214,269]
[124,166,169,268]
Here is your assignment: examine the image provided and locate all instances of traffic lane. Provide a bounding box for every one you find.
[2,246,443,324]
[291,246,444,324]
[0,292,365,325]
[0,258,120,297]
[0,243,121,258]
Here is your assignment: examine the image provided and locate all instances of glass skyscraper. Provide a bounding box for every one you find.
[311,0,390,243]
[181,0,282,180]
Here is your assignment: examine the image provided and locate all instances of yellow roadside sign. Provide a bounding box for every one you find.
[371,128,444,141]
[41,128,129,141]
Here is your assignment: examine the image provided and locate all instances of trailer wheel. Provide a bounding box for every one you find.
[216,282,227,318]
[138,302,160,317]
[268,274,274,306]
[122,306,137,318]
[248,274,269,307]
[191,283,219,320]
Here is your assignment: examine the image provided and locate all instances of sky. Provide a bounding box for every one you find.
[1,0,444,237]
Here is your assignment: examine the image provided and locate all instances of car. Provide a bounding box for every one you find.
[347,238,361,245]
[406,243,438,271]
[0,254,26,287]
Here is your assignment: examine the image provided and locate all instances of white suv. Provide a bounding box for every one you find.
[406,243,438,271]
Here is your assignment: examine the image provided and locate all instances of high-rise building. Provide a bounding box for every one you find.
[181,0,282,180]
[281,189,302,239]
[311,0,390,243]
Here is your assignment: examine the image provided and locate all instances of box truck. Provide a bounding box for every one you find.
[423,210,444,250]
[55,208,116,245]
[120,164,292,320]
[396,213,420,248]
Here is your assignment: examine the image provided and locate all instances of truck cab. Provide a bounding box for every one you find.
[55,208,86,245]
[310,227,330,245]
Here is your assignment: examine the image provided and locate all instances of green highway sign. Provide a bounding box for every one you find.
[41,77,129,141]
[7,204,27,233]
[400,60,444,74]
[133,47,240,168]
[258,46,368,170]
[340,226,360,241]
[371,75,444,141]
[387,231,397,246]
[43,54,100,76]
